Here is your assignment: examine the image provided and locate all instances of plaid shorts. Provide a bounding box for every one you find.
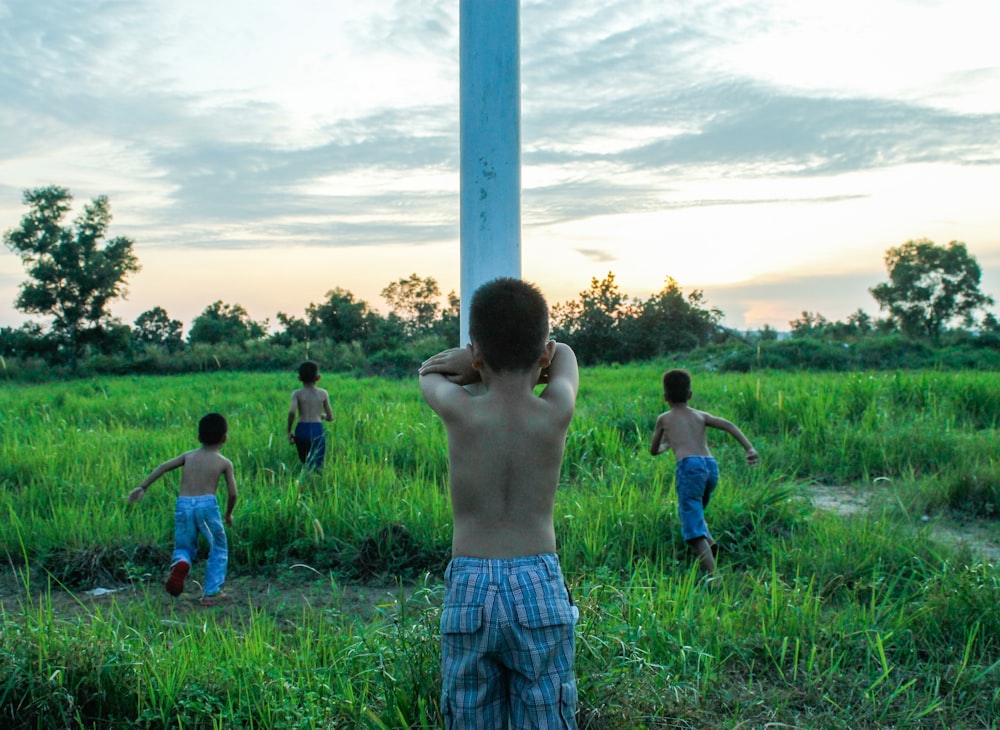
[440,553,578,729]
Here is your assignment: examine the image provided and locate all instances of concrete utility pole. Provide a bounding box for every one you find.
[459,0,521,344]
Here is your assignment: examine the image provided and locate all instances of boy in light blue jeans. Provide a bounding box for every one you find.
[128,413,238,604]
[650,369,758,575]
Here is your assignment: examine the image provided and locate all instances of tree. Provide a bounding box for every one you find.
[188,301,267,345]
[307,287,374,343]
[271,312,313,347]
[3,186,140,368]
[552,272,631,364]
[626,277,722,357]
[869,239,994,339]
[789,311,829,338]
[133,307,184,351]
[429,289,461,345]
[380,273,442,337]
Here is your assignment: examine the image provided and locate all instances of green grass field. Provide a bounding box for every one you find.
[1,367,998,728]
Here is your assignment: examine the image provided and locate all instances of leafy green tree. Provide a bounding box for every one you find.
[755,324,779,341]
[82,317,132,356]
[271,312,313,346]
[981,312,1000,334]
[625,277,722,357]
[552,272,630,364]
[429,289,461,345]
[307,287,375,343]
[3,186,140,368]
[870,239,994,339]
[381,273,442,337]
[188,301,266,345]
[133,307,184,351]
[789,311,829,338]
[0,322,58,360]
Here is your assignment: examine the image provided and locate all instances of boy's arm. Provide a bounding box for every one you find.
[222,459,238,526]
[649,416,670,456]
[323,392,334,422]
[538,342,579,417]
[287,392,298,443]
[418,348,475,418]
[128,454,185,502]
[419,347,480,386]
[704,414,759,465]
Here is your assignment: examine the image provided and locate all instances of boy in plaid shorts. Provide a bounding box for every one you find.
[420,277,580,729]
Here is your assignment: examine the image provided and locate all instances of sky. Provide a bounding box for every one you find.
[2,0,999,334]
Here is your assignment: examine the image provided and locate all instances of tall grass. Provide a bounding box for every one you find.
[1,368,998,728]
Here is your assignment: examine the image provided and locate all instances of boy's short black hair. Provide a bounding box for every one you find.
[663,369,691,404]
[198,413,228,445]
[469,277,549,372]
[298,360,320,383]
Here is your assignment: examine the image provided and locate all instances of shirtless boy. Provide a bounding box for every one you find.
[419,277,580,729]
[287,360,334,470]
[650,368,758,574]
[128,412,238,603]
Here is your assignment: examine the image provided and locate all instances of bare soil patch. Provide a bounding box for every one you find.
[0,560,422,623]
[803,483,1000,565]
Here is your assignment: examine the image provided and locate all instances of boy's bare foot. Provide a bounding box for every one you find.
[165,560,190,596]
[199,592,228,607]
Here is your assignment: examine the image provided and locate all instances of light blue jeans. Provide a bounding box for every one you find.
[172,495,228,596]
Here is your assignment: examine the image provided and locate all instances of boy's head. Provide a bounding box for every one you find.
[198,412,228,445]
[469,277,550,372]
[663,369,692,404]
[298,360,320,383]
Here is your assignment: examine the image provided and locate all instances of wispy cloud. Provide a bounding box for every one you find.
[1,0,998,329]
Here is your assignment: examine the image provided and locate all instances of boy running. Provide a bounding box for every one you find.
[128,412,237,604]
[650,368,758,575]
[287,360,334,470]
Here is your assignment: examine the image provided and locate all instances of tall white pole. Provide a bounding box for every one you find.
[459,0,521,344]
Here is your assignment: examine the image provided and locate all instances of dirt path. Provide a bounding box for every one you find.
[0,562,422,623]
[805,483,1000,565]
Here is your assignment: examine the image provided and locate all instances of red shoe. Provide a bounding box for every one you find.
[165,560,190,596]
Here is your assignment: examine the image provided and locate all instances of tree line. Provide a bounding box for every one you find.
[3,186,998,379]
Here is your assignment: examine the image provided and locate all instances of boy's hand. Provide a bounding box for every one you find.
[419,348,479,385]
[127,487,145,503]
[225,514,234,527]
[288,432,296,444]
[745,447,759,466]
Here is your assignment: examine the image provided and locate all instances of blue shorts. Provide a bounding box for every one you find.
[675,455,719,542]
[293,422,326,469]
[440,553,579,729]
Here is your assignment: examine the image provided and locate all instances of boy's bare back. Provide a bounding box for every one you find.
[128,444,236,506]
[290,385,333,423]
[175,447,236,497]
[420,342,578,558]
[651,403,758,464]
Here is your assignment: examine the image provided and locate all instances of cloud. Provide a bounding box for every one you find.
[1,0,998,298]
[574,247,617,263]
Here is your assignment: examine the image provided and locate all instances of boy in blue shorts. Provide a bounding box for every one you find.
[420,278,580,729]
[650,369,758,575]
[128,412,238,604]
[287,360,334,471]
